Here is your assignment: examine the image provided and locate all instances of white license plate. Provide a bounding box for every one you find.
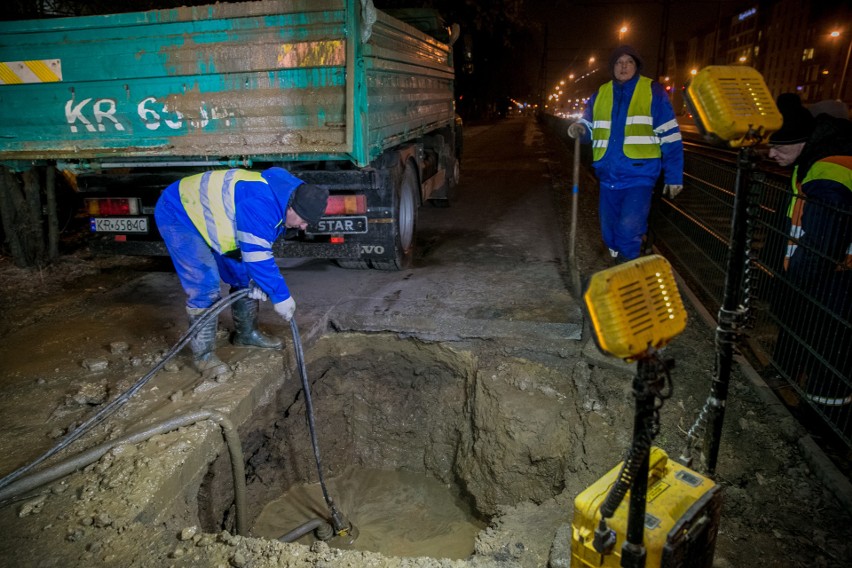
[90,217,149,233]
[308,216,368,235]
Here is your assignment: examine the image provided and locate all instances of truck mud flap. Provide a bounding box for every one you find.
[274,240,361,259]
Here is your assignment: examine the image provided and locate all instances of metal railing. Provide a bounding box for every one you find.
[650,145,852,449]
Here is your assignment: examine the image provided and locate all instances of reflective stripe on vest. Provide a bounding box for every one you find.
[592,76,660,161]
[178,169,267,254]
[787,157,852,218]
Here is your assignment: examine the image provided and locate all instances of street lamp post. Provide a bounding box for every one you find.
[838,36,851,101]
[619,25,628,44]
[830,29,851,101]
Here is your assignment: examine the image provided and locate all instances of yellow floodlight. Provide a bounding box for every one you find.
[583,255,687,361]
[684,65,782,147]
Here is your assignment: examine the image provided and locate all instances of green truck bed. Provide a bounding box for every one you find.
[0,0,455,169]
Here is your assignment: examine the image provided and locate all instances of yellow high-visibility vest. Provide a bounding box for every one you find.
[592,76,660,161]
[789,157,852,217]
[178,169,267,254]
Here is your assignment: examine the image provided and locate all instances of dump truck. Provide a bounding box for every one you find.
[0,0,461,270]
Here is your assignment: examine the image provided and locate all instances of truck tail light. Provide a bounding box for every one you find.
[324,194,366,215]
[84,197,140,215]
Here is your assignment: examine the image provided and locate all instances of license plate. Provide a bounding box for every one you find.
[307,216,368,235]
[90,217,149,233]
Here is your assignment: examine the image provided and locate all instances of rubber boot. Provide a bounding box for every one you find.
[187,307,233,382]
[231,297,283,349]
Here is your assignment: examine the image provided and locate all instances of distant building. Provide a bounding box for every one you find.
[663,0,851,107]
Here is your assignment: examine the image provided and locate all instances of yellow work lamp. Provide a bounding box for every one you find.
[684,65,782,147]
[583,255,687,361]
[575,257,723,568]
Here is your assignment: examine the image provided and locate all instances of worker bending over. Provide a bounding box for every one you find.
[155,167,329,381]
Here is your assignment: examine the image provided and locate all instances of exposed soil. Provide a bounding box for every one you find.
[2,250,850,568]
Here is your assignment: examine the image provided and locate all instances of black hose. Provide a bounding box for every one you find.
[0,290,249,491]
[288,318,350,536]
[0,410,248,535]
[278,517,333,543]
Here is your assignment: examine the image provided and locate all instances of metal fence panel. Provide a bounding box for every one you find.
[651,148,852,448]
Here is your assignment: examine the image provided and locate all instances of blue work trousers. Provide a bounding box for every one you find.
[154,202,250,309]
[599,185,654,260]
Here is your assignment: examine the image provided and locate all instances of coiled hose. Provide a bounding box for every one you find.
[0,290,248,492]
[594,354,672,554]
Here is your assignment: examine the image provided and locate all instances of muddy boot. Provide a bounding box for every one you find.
[187,307,233,382]
[230,297,283,349]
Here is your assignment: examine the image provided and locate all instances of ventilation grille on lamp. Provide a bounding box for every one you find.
[684,65,782,145]
[584,255,687,360]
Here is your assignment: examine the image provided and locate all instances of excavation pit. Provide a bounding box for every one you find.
[199,332,604,564]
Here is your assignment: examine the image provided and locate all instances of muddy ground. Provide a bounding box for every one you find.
[2,252,850,568]
[0,117,851,568]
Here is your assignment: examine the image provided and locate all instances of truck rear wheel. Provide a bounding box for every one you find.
[372,162,418,270]
[336,259,370,269]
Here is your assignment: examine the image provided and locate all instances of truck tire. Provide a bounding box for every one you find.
[372,162,418,270]
[428,155,460,208]
[336,259,370,269]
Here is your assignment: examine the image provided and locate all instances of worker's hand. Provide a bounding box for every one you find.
[274,297,296,322]
[663,184,683,199]
[567,123,586,139]
[248,282,268,302]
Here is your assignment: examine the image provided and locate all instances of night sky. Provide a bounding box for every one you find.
[528,0,745,95]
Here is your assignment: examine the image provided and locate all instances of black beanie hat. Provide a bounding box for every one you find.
[769,93,815,145]
[609,45,643,77]
[290,184,329,224]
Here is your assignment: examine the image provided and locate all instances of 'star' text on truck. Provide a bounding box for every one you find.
[0,0,462,270]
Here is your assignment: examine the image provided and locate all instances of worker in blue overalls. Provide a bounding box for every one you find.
[568,45,684,263]
[155,167,328,382]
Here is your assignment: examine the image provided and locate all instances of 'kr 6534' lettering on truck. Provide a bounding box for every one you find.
[65,96,225,133]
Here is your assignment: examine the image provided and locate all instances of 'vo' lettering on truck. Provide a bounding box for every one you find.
[1,0,462,271]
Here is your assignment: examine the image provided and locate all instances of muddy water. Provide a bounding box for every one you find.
[252,467,486,559]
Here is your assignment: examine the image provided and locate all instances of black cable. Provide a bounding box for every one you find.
[0,290,249,491]
[599,355,673,520]
[288,318,343,529]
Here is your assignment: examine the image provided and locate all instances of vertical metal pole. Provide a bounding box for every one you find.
[837,36,852,101]
[569,136,581,296]
[621,359,654,568]
[704,146,753,475]
[45,165,59,260]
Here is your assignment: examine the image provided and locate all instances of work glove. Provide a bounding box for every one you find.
[274,297,296,322]
[663,184,683,199]
[567,123,586,139]
[247,282,268,302]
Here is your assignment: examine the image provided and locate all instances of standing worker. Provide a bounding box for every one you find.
[568,45,683,263]
[155,167,329,382]
[766,94,852,407]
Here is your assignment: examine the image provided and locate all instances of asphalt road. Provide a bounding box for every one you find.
[286,116,584,351]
